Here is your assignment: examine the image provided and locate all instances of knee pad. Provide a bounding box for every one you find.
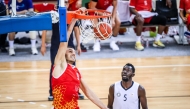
[29,31,37,39]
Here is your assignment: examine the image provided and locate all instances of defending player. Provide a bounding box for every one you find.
[107,63,148,109]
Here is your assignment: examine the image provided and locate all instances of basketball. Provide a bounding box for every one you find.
[93,22,112,40]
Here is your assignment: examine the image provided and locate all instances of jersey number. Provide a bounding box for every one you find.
[124,94,127,101]
[144,1,148,6]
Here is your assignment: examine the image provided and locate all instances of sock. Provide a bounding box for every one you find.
[9,41,14,48]
[136,35,141,43]
[31,39,36,48]
[110,36,116,43]
[155,34,162,41]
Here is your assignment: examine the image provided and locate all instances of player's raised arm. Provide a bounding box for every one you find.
[54,19,77,67]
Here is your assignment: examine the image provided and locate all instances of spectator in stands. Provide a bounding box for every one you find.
[8,0,38,56]
[87,0,120,52]
[67,0,87,52]
[129,0,172,51]
[179,0,190,38]
[0,0,7,53]
[40,1,84,101]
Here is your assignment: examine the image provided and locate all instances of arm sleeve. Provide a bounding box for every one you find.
[26,0,33,10]
[179,0,184,10]
[129,0,136,8]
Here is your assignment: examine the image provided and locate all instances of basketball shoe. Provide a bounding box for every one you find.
[153,40,165,48]
[135,42,144,51]
[31,47,38,55]
[9,48,15,56]
[184,31,190,39]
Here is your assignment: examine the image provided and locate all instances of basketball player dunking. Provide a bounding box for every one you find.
[51,19,108,109]
[107,63,148,109]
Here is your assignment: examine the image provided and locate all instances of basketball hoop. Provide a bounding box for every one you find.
[67,9,112,43]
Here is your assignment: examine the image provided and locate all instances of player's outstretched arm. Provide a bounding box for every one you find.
[53,19,77,76]
[138,85,148,109]
[80,79,108,109]
[107,84,114,109]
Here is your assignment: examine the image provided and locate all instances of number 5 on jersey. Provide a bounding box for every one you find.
[124,94,127,101]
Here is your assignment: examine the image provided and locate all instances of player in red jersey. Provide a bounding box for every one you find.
[179,0,190,33]
[129,0,172,51]
[51,19,108,109]
[87,0,120,51]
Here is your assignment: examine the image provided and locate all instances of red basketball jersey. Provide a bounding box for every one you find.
[96,0,113,10]
[129,0,152,11]
[52,64,81,109]
[179,0,190,11]
[33,3,55,12]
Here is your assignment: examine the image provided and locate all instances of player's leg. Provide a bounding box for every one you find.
[29,31,38,55]
[149,15,167,48]
[0,33,8,52]
[0,2,8,53]
[133,16,144,51]
[8,32,16,56]
[110,15,120,51]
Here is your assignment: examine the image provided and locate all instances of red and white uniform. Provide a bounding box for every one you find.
[129,0,152,11]
[33,3,55,12]
[179,0,190,25]
[129,0,154,23]
[179,0,190,11]
[52,64,81,109]
[94,0,113,10]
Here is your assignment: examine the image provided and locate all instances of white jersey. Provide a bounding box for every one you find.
[113,81,140,109]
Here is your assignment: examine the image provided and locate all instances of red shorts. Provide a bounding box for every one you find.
[132,17,153,25]
[133,17,155,32]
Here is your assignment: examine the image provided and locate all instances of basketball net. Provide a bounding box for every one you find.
[77,12,112,43]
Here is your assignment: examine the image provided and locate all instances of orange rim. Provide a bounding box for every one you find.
[67,9,111,24]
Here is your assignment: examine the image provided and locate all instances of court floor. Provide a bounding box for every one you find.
[0,56,190,109]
